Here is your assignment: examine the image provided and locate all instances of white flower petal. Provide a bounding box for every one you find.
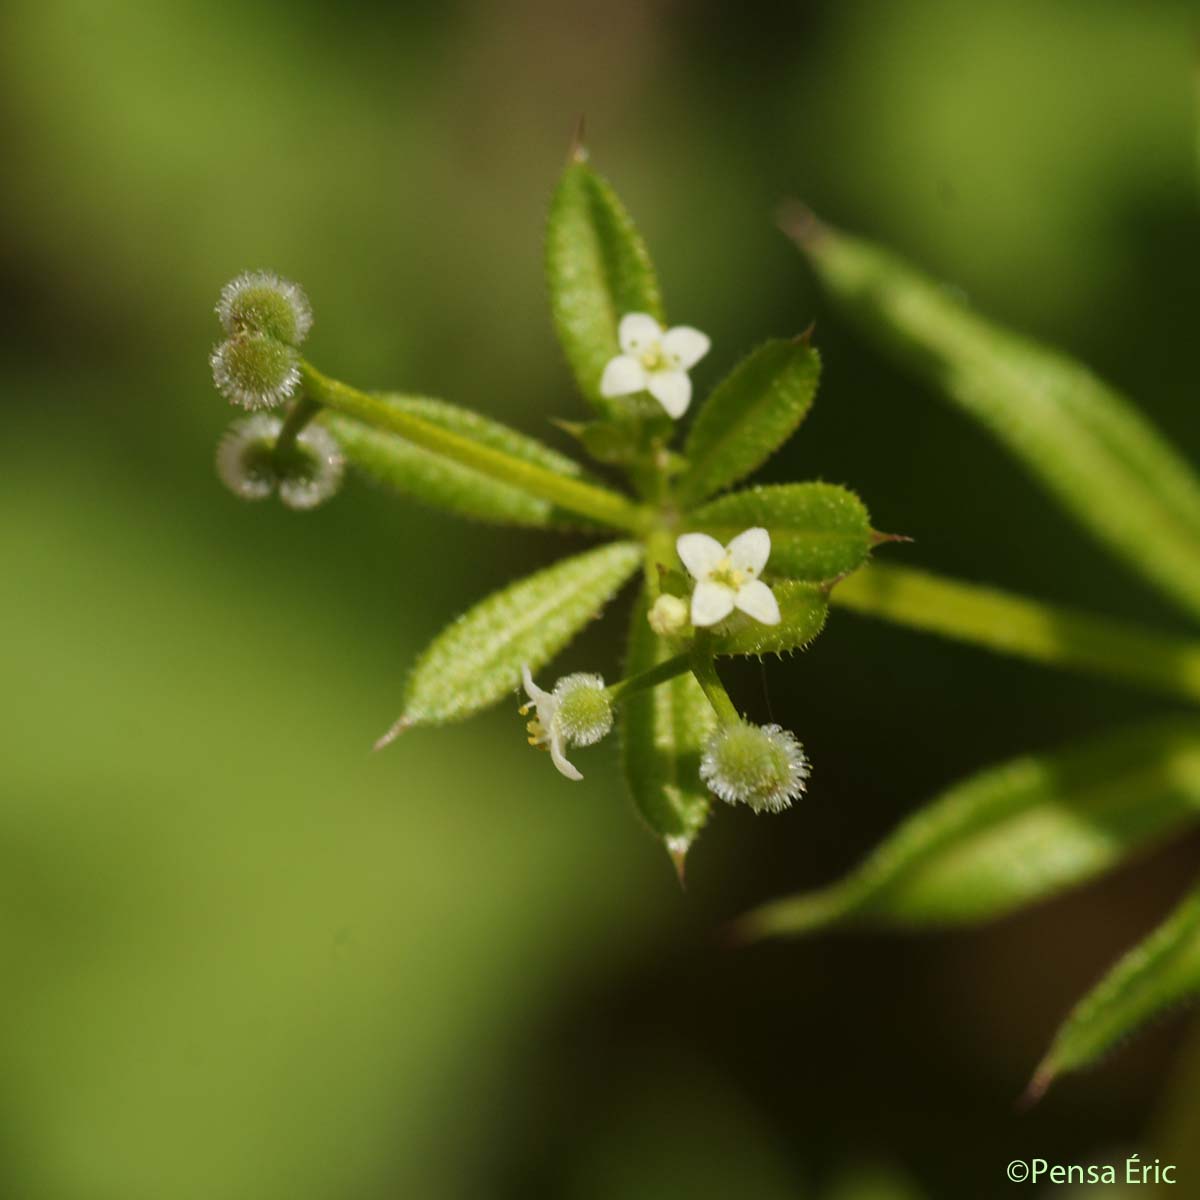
[600,354,648,398]
[691,580,737,626]
[677,532,727,581]
[549,731,584,781]
[618,312,663,355]
[647,369,692,418]
[661,325,711,369]
[522,665,559,730]
[734,579,781,625]
[522,665,551,704]
[726,527,771,577]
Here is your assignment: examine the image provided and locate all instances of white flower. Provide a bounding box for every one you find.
[520,667,612,781]
[599,313,710,419]
[677,527,781,627]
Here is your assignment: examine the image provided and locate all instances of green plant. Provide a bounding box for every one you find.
[735,208,1200,1102]
[209,139,875,882]
[208,140,1200,1099]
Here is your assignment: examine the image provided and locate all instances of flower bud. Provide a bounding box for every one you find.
[210,333,301,411]
[647,593,689,636]
[217,271,312,346]
[216,414,282,501]
[276,423,345,511]
[700,721,809,814]
[553,673,613,747]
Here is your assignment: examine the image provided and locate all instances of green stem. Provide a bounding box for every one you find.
[273,394,320,462]
[690,640,740,725]
[606,653,691,706]
[833,562,1200,704]
[600,528,693,706]
[300,363,651,535]
[642,527,675,590]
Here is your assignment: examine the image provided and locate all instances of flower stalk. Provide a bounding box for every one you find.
[605,653,692,706]
[273,394,321,464]
[689,640,740,726]
[299,363,651,535]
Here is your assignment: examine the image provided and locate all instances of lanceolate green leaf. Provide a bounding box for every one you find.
[621,583,716,876]
[397,541,641,727]
[676,340,820,507]
[546,155,664,415]
[691,483,873,581]
[710,580,827,658]
[1029,882,1200,1100]
[736,720,1200,940]
[790,215,1200,619]
[323,395,599,528]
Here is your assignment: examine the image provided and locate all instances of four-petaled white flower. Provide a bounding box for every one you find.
[599,313,710,418]
[677,527,781,627]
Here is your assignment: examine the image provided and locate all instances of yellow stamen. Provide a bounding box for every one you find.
[710,555,747,589]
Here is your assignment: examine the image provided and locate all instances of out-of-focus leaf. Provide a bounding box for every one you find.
[676,340,820,507]
[546,156,664,415]
[323,395,597,528]
[737,720,1200,939]
[832,563,1200,704]
[395,541,640,727]
[1029,881,1200,1100]
[709,581,828,658]
[621,584,716,876]
[690,483,874,581]
[825,1164,928,1200]
[790,214,1200,619]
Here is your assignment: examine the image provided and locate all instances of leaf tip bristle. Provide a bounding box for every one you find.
[1017,1063,1055,1112]
[794,322,817,347]
[568,114,589,163]
[550,417,586,438]
[666,837,690,889]
[870,529,915,547]
[776,199,827,250]
[373,715,413,752]
[818,571,851,598]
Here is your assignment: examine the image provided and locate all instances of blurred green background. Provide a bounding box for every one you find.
[4,1,1200,1196]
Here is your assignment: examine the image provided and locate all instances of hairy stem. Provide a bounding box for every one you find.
[833,563,1200,704]
[273,394,320,462]
[301,363,651,534]
[606,653,691,705]
[642,528,676,587]
[690,640,740,725]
